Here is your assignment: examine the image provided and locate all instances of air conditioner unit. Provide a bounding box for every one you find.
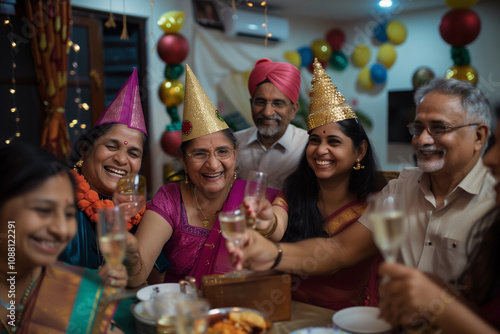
[219,7,289,42]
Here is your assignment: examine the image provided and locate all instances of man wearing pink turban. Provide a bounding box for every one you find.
[235,58,308,189]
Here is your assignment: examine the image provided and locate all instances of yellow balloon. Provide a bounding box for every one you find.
[358,67,374,90]
[158,79,184,107]
[386,21,407,45]
[445,0,478,8]
[284,50,301,68]
[311,39,332,62]
[351,44,371,68]
[157,11,185,33]
[445,64,478,85]
[377,43,397,69]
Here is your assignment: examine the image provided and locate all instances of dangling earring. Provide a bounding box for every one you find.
[185,171,189,184]
[73,159,83,171]
[353,159,365,171]
[233,167,238,182]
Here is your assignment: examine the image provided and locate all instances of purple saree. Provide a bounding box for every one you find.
[147,180,279,287]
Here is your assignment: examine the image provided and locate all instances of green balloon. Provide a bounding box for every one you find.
[164,64,184,79]
[330,51,348,71]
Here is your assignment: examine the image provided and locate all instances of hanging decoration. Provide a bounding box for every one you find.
[67,42,90,137]
[105,0,116,28]
[440,0,481,84]
[157,10,188,157]
[4,16,20,144]
[121,0,129,40]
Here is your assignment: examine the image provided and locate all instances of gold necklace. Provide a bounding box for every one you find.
[0,271,36,334]
[193,188,221,227]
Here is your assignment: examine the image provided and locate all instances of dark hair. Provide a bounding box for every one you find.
[0,143,74,207]
[67,123,148,167]
[178,128,238,157]
[281,119,379,242]
[459,207,500,306]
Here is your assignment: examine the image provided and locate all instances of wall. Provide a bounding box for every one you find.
[71,0,500,192]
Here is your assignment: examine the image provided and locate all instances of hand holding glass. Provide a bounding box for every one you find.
[368,193,407,263]
[113,173,146,222]
[97,206,127,270]
[243,170,267,228]
[219,209,248,276]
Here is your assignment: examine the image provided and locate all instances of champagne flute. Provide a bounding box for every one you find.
[113,173,146,222]
[243,170,267,228]
[219,209,249,277]
[367,192,407,263]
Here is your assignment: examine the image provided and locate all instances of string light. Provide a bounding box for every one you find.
[68,42,88,136]
[4,15,20,144]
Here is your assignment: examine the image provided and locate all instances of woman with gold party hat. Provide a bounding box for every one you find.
[125,65,279,287]
[240,59,382,310]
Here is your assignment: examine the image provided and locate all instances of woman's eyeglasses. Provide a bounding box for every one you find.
[186,148,235,162]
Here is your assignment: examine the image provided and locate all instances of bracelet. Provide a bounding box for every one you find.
[258,213,278,238]
[270,243,283,269]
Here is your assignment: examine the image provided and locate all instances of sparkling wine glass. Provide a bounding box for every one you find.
[367,192,407,263]
[243,170,267,228]
[113,173,146,222]
[219,209,249,277]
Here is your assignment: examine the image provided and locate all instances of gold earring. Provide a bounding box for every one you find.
[73,159,83,171]
[185,171,189,184]
[353,159,365,171]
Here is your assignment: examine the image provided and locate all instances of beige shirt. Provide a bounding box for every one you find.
[359,159,496,282]
[235,125,308,190]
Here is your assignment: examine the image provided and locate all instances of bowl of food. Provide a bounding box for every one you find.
[206,307,272,334]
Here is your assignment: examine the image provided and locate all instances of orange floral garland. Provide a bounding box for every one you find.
[70,169,145,230]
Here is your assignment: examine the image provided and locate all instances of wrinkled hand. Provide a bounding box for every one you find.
[378,262,456,327]
[226,229,278,271]
[99,264,128,289]
[241,197,274,230]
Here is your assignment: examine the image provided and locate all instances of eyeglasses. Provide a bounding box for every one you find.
[407,122,480,137]
[186,148,235,162]
[251,98,292,109]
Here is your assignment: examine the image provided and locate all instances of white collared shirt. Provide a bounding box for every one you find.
[235,125,309,189]
[359,159,496,282]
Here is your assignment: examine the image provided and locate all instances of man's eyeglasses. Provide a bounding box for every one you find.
[406,122,480,137]
[251,98,292,109]
[186,148,235,162]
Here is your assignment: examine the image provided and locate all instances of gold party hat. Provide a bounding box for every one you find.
[307,59,357,132]
[181,64,228,142]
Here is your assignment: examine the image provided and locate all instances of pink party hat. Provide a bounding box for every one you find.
[95,68,148,136]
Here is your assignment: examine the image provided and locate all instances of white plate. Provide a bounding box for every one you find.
[290,328,338,334]
[136,283,181,301]
[332,306,392,334]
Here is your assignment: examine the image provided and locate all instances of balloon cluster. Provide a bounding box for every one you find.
[157,11,188,156]
[355,20,407,90]
[282,28,349,72]
[440,0,480,85]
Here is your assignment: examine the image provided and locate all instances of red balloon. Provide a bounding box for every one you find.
[326,28,345,51]
[439,9,481,46]
[161,130,182,156]
[157,33,189,64]
[307,59,328,73]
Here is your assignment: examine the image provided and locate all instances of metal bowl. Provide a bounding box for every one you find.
[207,307,272,334]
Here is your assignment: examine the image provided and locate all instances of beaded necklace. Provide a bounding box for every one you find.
[0,272,36,334]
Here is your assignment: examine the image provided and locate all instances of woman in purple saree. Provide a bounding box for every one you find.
[125,65,278,288]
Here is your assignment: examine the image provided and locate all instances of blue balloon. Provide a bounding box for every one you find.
[374,22,388,43]
[297,46,313,68]
[370,63,387,84]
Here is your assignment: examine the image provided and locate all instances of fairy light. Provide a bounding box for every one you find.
[68,42,88,136]
[4,15,20,144]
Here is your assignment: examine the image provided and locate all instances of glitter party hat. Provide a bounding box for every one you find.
[95,68,147,136]
[181,64,228,142]
[307,59,357,132]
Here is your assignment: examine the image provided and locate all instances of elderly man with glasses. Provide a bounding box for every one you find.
[234,77,495,292]
[235,58,308,189]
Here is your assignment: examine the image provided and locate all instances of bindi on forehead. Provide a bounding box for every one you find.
[124,141,128,145]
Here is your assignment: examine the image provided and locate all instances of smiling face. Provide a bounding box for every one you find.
[412,91,485,176]
[251,82,299,144]
[306,122,366,182]
[483,119,500,205]
[0,173,77,271]
[181,131,237,196]
[81,124,144,196]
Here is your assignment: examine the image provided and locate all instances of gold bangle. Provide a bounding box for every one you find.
[259,213,278,238]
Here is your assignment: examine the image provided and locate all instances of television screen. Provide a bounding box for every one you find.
[388,90,416,144]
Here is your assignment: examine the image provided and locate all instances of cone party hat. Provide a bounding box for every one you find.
[95,68,147,136]
[307,59,357,132]
[181,64,228,142]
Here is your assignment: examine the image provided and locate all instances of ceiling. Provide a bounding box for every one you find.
[233,0,447,22]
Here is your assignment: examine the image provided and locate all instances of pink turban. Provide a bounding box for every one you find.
[248,58,301,103]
